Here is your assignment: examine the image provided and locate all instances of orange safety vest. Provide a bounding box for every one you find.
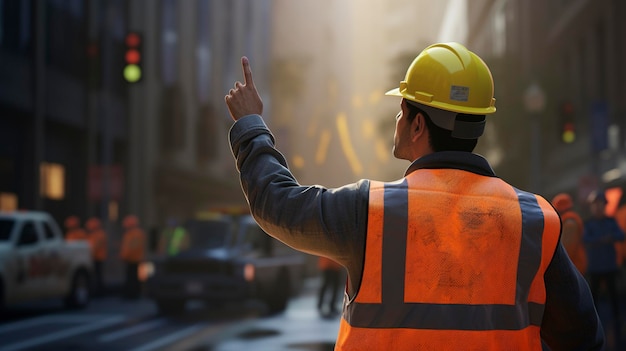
[559,210,587,274]
[319,256,343,271]
[615,205,626,266]
[66,228,88,242]
[336,169,561,351]
[89,229,108,262]
[120,228,146,263]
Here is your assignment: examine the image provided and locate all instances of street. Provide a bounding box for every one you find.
[3,276,626,351]
[0,290,261,351]
[0,277,339,351]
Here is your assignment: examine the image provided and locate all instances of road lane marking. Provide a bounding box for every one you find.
[0,314,121,334]
[98,318,168,342]
[0,316,126,351]
[127,323,206,351]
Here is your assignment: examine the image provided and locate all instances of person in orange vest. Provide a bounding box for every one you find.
[224,43,604,349]
[551,193,586,274]
[86,217,107,295]
[615,188,626,266]
[64,215,88,241]
[317,256,343,318]
[120,214,146,299]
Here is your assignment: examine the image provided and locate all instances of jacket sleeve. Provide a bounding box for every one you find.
[540,243,606,350]
[229,114,369,268]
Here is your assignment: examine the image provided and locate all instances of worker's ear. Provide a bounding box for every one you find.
[411,113,425,142]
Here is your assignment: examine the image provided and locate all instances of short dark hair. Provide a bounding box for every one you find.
[405,102,481,152]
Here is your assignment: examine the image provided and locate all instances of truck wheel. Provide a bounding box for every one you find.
[156,299,186,315]
[65,270,90,309]
[265,269,291,314]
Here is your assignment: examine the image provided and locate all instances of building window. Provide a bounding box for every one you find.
[196,0,212,103]
[161,0,179,86]
[0,0,32,53]
[40,162,65,200]
[160,85,186,152]
[0,192,17,211]
[46,0,86,80]
[196,104,217,163]
[492,5,506,57]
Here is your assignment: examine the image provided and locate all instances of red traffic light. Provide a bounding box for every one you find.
[125,49,141,65]
[125,33,141,47]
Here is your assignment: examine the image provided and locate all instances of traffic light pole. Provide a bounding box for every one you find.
[33,0,46,210]
[530,113,542,193]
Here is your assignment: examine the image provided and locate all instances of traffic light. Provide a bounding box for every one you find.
[123,32,142,83]
[562,121,575,143]
[559,102,575,143]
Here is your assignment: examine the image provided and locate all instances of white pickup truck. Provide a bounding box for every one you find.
[0,211,93,310]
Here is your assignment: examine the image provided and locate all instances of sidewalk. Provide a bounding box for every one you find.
[208,277,340,351]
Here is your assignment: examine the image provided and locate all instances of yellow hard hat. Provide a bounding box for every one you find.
[386,42,496,115]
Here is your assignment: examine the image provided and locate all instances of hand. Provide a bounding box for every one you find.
[224,56,263,121]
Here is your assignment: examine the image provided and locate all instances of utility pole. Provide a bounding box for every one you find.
[100,1,114,223]
[33,0,46,210]
[86,0,100,217]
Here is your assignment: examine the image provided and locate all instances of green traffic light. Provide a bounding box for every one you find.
[124,64,142,83]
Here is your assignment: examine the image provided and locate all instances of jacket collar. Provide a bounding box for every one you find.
[405,151,496,177]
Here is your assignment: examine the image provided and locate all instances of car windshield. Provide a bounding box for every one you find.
[0,218,15,241]
[184,219,233,249]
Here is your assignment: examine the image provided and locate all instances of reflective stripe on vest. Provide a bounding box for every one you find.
[337,169,560,350]
[168,227,186,256]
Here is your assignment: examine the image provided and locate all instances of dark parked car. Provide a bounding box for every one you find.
[142,214,307,315]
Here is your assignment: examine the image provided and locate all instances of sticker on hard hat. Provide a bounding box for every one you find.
[450,85,469,102]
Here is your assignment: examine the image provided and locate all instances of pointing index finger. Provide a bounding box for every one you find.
[242,56,254,86]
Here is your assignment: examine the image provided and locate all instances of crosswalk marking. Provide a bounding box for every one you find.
[98,318,168,343]
[0,314,121,335]
[0,316,126,351]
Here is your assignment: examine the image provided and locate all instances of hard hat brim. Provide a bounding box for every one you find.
[385,88,402,97]
[385,87,496,115]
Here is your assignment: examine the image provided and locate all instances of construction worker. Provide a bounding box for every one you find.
[86,217,107,295]
[158,217,189,256]
[224,43,604,349]
[583,190,625,340]
[615,188,626,266]
[317,256,343,318]
[64,215,88,241]
[551,193,586,274]
[120,214,146,299]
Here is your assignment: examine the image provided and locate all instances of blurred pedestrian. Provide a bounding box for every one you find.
[120,214,146,299]
[64,215,88,241]
[614,189,626,266]
[158,217,189,256]
[86,217,107,295]
[317,256,343,318]
[551,193,586,274]
[583,190,625,339]
[224,43,604,349]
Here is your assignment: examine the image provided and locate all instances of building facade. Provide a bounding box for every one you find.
[464,0,626,204]
[0,0,129,224]
[0,0,273,246]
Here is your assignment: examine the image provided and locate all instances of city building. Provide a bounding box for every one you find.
[0,0,273,238]
[461,0,626,203]
[0,0,129,224]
